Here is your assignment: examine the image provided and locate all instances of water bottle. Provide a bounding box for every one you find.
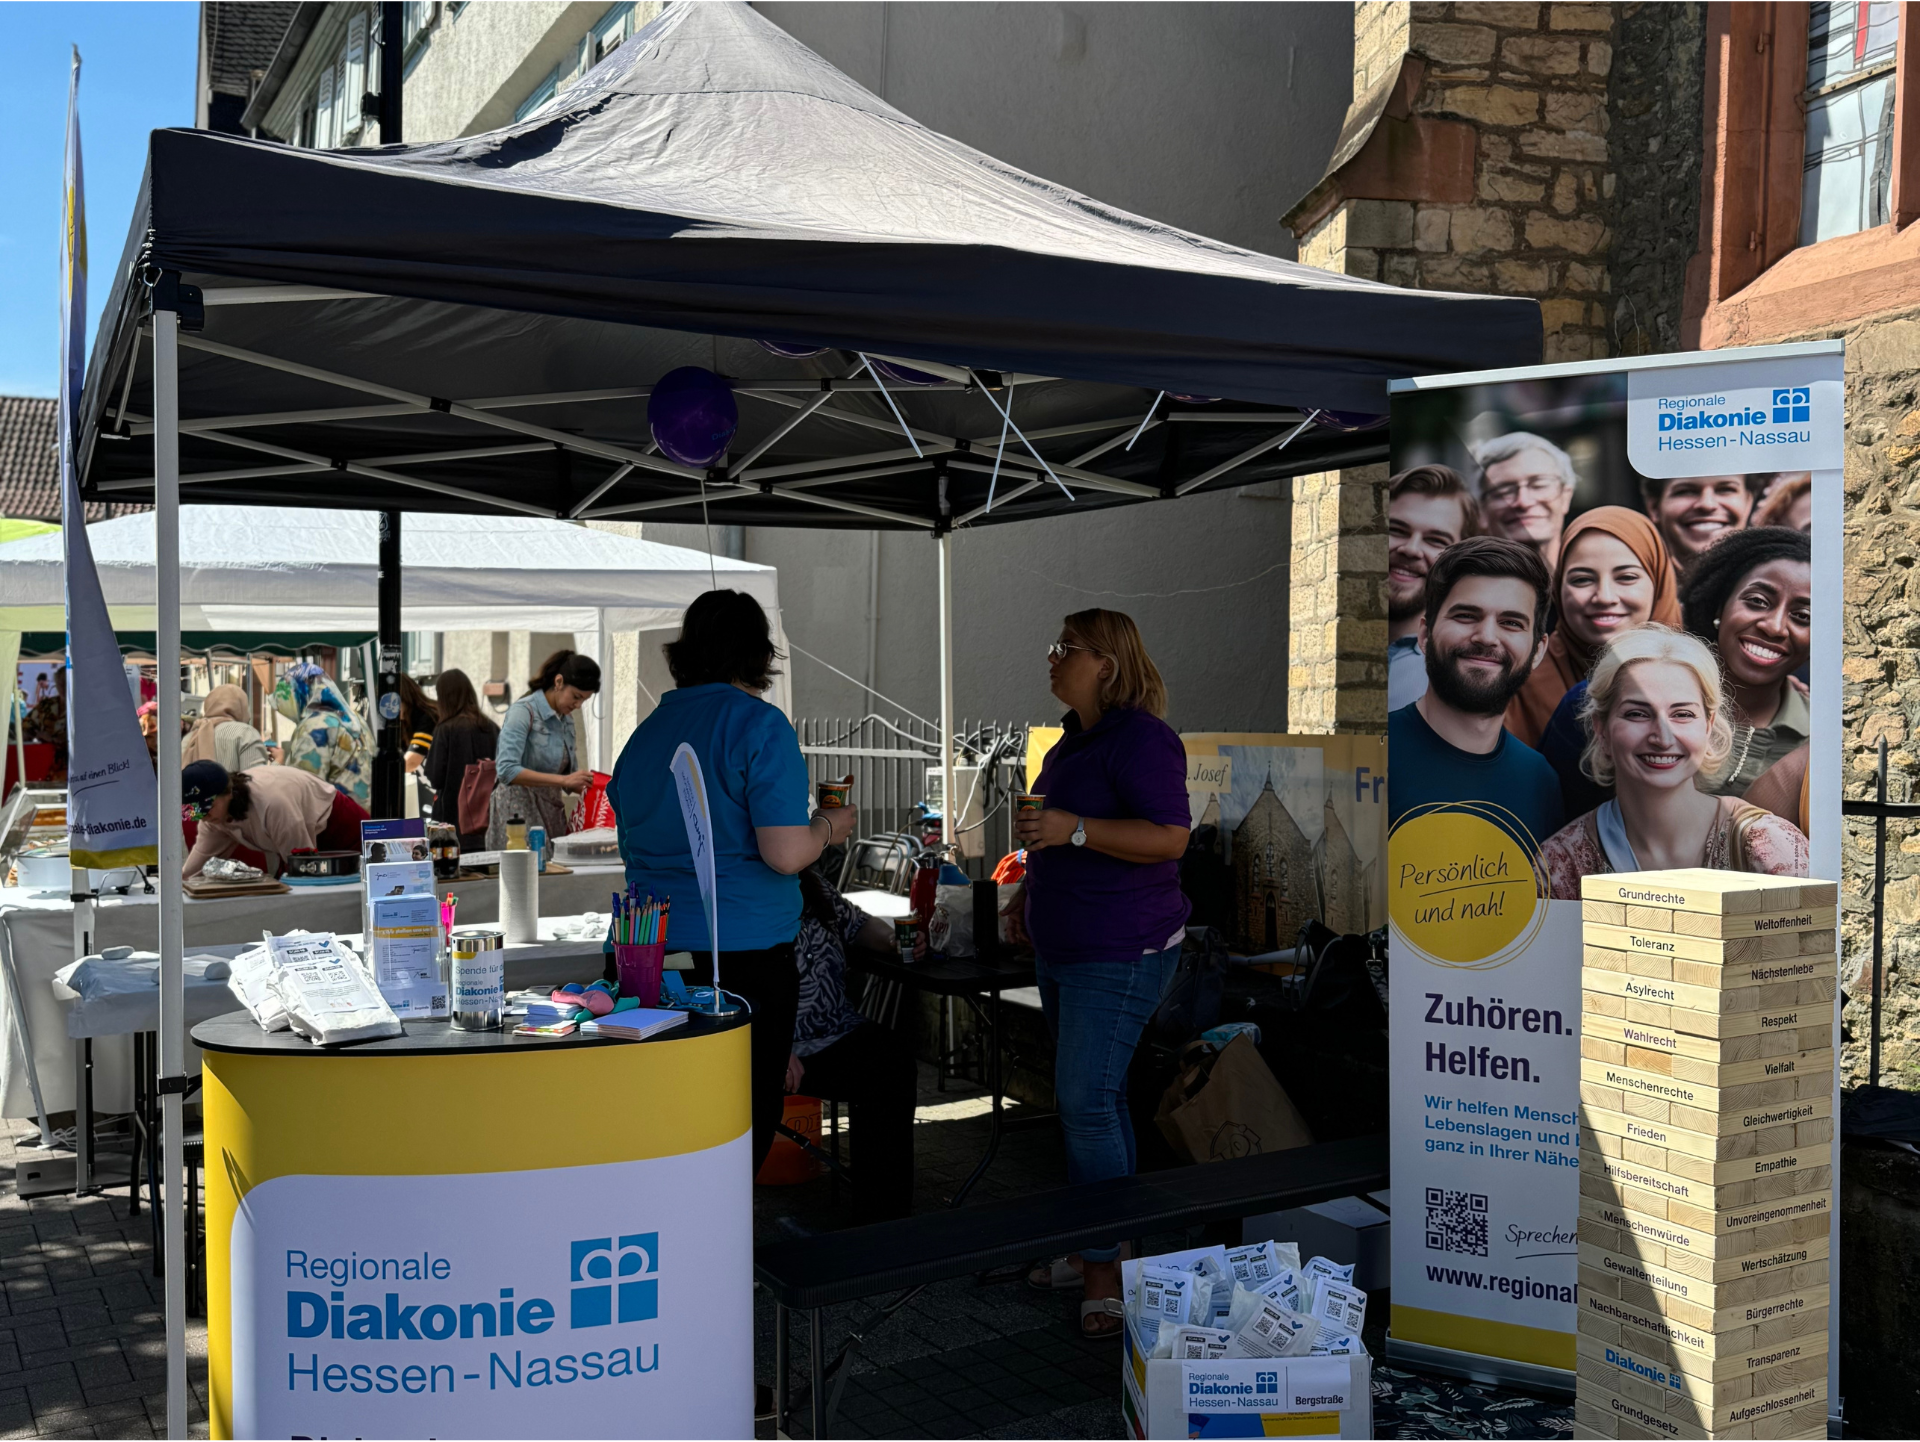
[529,825,547,874]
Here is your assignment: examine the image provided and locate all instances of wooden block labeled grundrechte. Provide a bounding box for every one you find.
[1577,869,1836,1439]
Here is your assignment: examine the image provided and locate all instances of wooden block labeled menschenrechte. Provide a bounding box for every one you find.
[1578,1056,1823,1115]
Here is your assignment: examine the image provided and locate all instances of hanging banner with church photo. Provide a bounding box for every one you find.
[1381,344,1843,1382]
[1177,733,1387,955]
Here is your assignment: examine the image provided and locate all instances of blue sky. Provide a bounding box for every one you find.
[0,3,198,397]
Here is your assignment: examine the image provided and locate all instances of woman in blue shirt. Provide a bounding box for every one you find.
[488,649,599,848]
[610,590,860,1170]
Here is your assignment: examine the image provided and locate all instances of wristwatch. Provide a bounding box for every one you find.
[1070,817,1088,847]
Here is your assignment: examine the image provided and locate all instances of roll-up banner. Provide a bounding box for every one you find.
[1383,343,1843,1392]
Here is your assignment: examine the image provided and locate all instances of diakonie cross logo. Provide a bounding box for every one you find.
[570,1234,658,1328]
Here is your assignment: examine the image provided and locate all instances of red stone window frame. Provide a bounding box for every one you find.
[1685,1,1920,346]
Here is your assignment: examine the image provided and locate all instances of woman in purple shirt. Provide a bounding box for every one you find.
[1011,608,1191,1335]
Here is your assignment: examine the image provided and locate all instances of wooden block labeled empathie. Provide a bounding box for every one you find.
[1579,868,1836,1439]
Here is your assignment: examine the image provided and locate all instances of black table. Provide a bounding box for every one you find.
[846,947,1038,1206]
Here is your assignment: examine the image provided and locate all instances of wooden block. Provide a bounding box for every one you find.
[1578,1241,1828,1312]
[1669,906,1836,939]
[1581,1148,1831,1225]
[1669,1182,1833,1239]
[1626,904,1677,931]
[1661,1050,1832,1091]
[1578,1057,1817,1116]
[1579,1216,1829,1283]
[1585,899,1629,926]
[1580,870,1833,915]
[1580,1086,1832,1141]
[1586,923,1766,965]
[1579,1290,1828,1365]
[1577,1257,1829,1335]
[1576,1334,1826,1420]
[1581,1102,1809,1164]
[1599,1312,1828,1386]
[1671,954,1835,990]
[1581,1015,1798,1064]
[1578,1193,1832,1263]
[1584,968,1757,1017]
[1573,1385,1708,1440]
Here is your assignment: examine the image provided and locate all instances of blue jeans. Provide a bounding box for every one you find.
[1035,945,1182,1263]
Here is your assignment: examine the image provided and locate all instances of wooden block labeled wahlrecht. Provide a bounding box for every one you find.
[1580,1013,1824,1065]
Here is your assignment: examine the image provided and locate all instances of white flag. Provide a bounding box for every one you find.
[62,49,156,870]
[669,741,719,957]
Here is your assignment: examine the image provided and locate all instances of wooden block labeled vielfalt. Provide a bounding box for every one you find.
[1578,868,1836,1439]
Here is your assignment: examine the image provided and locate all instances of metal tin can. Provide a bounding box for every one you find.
[528,825,547,874]
[894,916,920,964]
[449,926,505,1031]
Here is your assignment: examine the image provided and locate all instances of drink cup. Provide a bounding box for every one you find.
[894,917,921,964]
[817,775,853,810]
[1014,792,1045,834]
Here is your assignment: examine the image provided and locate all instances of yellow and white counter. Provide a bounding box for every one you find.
[192,1009,752,1440]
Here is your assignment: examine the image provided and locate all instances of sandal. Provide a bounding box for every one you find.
[1079,1296,1125,1338]
[1027,1256,1085,1291]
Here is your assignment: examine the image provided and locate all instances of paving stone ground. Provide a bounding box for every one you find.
[3,1063,1571,1439]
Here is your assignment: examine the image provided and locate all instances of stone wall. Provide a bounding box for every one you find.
[1294,1,1619,364]
[1604,2,1706,356]
[1287,464,1389,735]
[1838,315,1920,1087]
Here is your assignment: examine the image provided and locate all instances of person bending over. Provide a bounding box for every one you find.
[181,761,370,879]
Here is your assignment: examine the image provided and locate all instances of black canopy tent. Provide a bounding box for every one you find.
[71,5,1539,1427]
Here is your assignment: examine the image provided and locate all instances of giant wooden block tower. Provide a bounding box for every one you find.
[1574,869,1838,1441]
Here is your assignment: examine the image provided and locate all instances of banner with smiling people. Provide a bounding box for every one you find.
[1381,344,1843,1387]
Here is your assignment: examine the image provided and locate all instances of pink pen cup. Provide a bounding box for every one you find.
[613,942,667,1007]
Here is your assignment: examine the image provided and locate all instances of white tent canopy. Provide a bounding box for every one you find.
[0,506,787,765]
[0,505,778,635]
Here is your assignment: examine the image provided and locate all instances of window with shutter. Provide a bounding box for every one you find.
[315,65,335,149]
[344,13,368,137]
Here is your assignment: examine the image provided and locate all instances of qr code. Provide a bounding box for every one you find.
[1424,1188,1489,1256]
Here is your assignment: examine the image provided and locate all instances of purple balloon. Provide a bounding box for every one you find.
[872,358,945,387]
[1314,409,1388,432]
[758,339,827,359]
[648,367,738,469]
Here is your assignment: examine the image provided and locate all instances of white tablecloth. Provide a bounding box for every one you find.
[0,863,628,1119]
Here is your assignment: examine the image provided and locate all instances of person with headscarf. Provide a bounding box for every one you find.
[274,662,373,808]
[184,684,270,775]
[1506,507,1682,751]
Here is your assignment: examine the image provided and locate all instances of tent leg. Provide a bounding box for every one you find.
[597,607,613,774]
[937,534,955,858]
[153,305,189,1442]
[373,511,403,818]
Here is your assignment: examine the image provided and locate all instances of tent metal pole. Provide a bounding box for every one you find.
[373,513,403,818]
[597,607,613,775]
[938,533,955,857]
[152,304,189,1442]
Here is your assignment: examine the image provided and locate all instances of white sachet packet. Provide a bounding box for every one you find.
[1310,1330,1363,1356]
[1226,1293,1319,1358]
[1257,1267,1309,1314]
[267,933,403,1046]
[1133,1264,1195,1349]
[226,941,290,1032]
[1170,1325,1234,1360]
[1301,1255,1355,1306]
[1309,1278,1368,1335]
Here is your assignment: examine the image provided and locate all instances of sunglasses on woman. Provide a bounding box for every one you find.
[1046,641,1099,662]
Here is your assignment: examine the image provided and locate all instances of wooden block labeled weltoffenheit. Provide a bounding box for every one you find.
[1670,906,1836,940]
[1580,870,1837,915]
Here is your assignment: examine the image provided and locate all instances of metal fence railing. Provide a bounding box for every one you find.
[795,715,1030,880]
[1846,737,1920,1088]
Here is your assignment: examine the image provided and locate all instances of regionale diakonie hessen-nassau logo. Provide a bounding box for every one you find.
[570,1234,658,1327]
